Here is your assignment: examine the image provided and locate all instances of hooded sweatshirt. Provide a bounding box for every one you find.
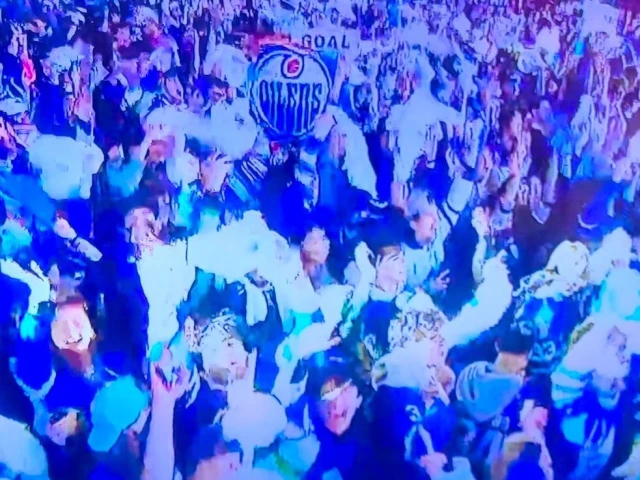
[456,361,523,478]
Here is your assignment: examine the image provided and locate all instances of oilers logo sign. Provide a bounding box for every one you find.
[249,45,332,139]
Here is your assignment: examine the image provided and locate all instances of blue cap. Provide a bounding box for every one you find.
[88,376,150,453]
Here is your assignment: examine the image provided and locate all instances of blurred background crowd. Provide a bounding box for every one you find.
[1,0,640,479]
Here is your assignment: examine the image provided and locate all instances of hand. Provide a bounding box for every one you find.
[336,55,351,81]
[73,89,94,123]
[508,145,521,177]
[73,238,103,261]
[529,176,542,209]
[429,270,450,294]
[471,207,490,237]
[150,347,189,405]
[612,446,640,480]
[201,151,233,192]
[419,453,448,477]
[521,406,549,435]
[54,217,77,240]
[290,322,341,360]
[481,251,510,283]
[269,145,288,167]
[390,181,409,213]
[354,242,375,280]
[517,182,529,206]
[46,410,80,447]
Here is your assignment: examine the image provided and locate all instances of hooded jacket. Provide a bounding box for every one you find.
[456,361,523,478]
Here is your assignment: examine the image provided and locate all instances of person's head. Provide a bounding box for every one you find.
[51,297,96,353]
[545,240,589,290]
[137,45,154,79]
[624,66,638,91]
[301,224,330,266]
[208,76,230,105]
[196,313,249,386]
[118,44,142,80]
[139,8,161,39]
[0,415,50,479]
[185,425,242,480]
[608,77,628,106]
[88,376,151,454]
[187,79,209,113]
[169,0,181,20]
[374,244,407,293]
[311,368,363,436]
[103,136,123,164]
[495,325,535,377]
[406,189,439,246]
[124,206,161,251]
[500,108,523,141]
[48,259,85,304]
[44,407,88,448]
[622,92,640,119]
[161,69,184,104]
[112,22,131,49]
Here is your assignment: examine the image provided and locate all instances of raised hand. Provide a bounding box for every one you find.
[429,270,450,294]
[149,346,189,405]
[354,242,375,280]
[289,322,341,361]
[54,216,77,240]
[471,207,490,237]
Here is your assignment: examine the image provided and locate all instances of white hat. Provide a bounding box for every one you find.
[208,45,250,89]
[371,340,437,391]
[0,415,49,478]
[222,392,287,448]
[546,240,589,282]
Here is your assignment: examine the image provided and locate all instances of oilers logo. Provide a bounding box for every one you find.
[282,55,304,80]
[249,45,332,139]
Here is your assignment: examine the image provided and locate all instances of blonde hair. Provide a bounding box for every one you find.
[491,432,551,480]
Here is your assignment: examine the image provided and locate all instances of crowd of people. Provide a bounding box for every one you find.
[1,0,640,478]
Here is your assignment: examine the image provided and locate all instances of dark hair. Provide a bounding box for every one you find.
[110,21,131,35]
[92,31,115,70]
[497,325,535,356]
[207,75,230,90]
[306,356,365,401]
[184,425,243,479]
[288,212,331,246]
[70,28,94,47]
[191,76,210,103]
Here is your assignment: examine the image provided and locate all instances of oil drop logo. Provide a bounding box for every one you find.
[249,45,332,139]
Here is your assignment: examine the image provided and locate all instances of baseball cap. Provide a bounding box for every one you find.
[88,376,150,453]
